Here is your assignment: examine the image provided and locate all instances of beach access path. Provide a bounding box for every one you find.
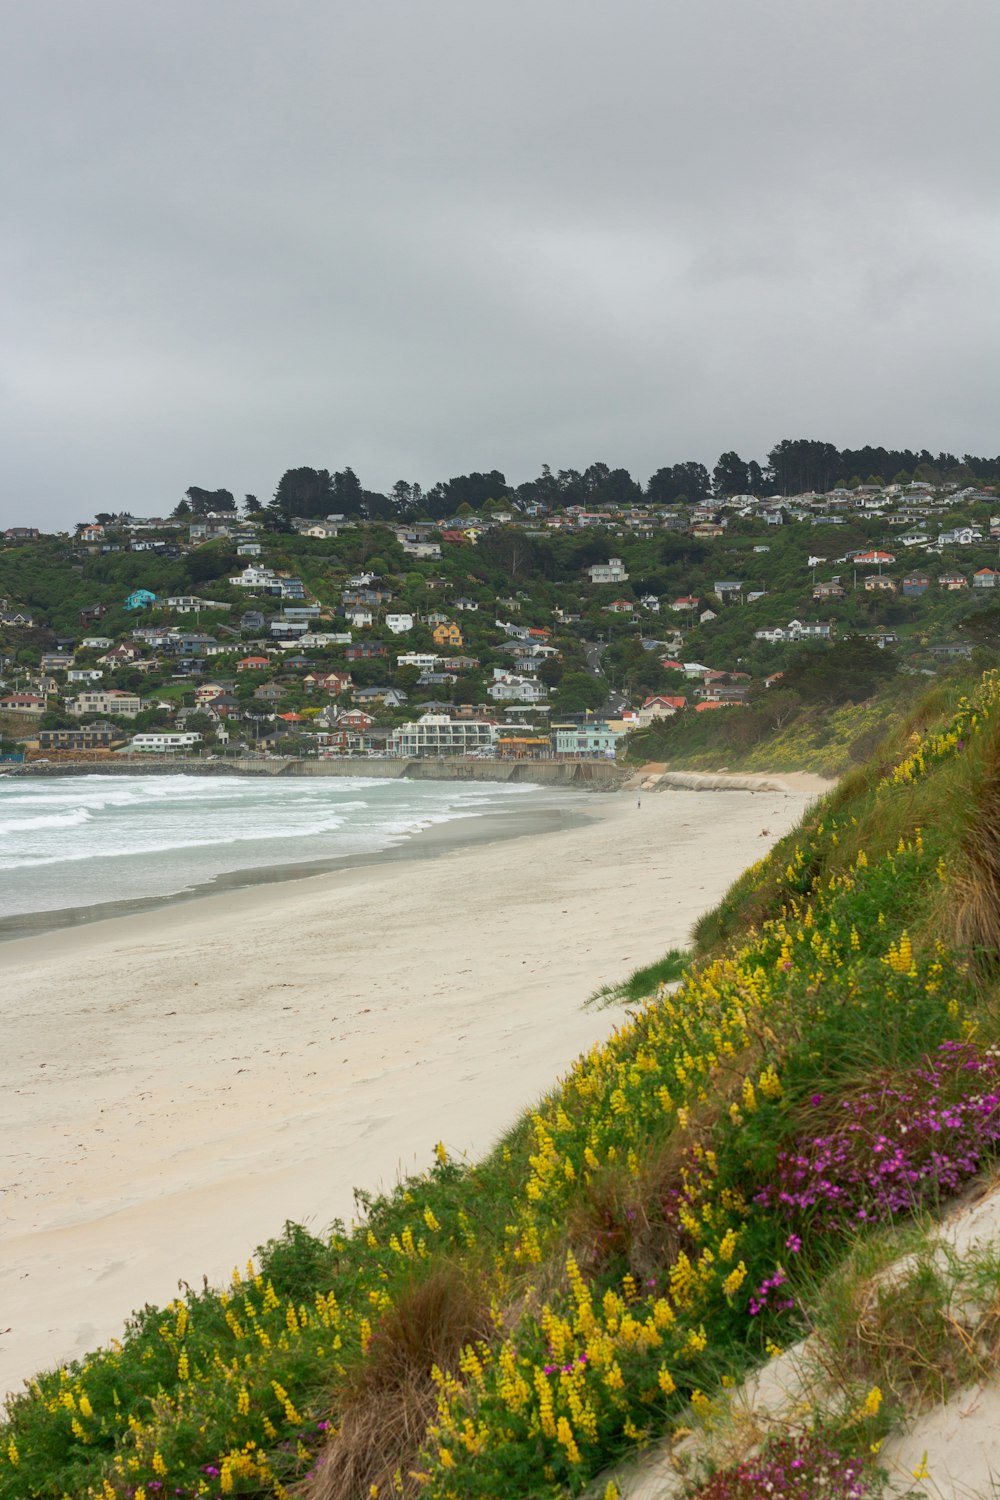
[0,774,829,1401]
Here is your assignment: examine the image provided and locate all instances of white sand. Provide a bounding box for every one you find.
[0,778,827,1402]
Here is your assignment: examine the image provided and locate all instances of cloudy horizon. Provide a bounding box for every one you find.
[2,0,998,529]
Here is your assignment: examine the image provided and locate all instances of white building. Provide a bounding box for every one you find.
[164,596,231,613]
[129,732,203,753]
[385,612,415,634]
[587,557,629,584]
[68,689,144,718]
[396,652,441,670]
[389,714,497,757]
[229,565,278,588]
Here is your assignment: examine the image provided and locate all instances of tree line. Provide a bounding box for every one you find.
[173,438,1000,525]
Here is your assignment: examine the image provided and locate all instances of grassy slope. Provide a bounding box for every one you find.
[4,670,1000,1498]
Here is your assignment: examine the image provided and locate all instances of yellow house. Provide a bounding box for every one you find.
[432,622,463,648]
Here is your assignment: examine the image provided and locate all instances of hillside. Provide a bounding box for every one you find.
[5,670,1000,1496]
[2,478,1000,767]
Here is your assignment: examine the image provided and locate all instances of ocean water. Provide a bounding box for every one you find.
[0,772,548,923]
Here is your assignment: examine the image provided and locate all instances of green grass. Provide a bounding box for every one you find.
[585,947,690,1009]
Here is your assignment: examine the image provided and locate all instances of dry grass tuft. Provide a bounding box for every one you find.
[300,1265,491,1500]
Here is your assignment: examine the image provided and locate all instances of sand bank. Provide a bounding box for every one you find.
[0,777,829,1401]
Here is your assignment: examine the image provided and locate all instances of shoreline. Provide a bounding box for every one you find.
[1,775,830,1401]
[0,791,593,944]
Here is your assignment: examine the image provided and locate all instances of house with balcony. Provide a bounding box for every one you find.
[587,557,628,584]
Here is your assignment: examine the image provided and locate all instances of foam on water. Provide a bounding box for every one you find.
[0,772,541,919]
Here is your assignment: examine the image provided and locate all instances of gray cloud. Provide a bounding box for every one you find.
[1,0,998,527]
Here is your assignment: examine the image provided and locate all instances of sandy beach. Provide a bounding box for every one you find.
[0,774,829,1402]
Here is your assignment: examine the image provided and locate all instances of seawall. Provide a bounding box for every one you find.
[3,755,629,791]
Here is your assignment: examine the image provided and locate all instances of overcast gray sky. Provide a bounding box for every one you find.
[1,0,997,528]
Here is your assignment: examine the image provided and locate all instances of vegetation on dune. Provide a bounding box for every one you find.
[7,673,1000,1497]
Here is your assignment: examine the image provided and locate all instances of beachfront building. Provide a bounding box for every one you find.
[38,724,117,752]
[129,732,203,752]
[553,721,621,758]
[389,713,497,758]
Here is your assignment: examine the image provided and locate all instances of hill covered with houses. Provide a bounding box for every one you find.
[2,461,1000,770]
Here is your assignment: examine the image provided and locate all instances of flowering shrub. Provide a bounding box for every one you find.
[756,1042,1000,1231]
[691,1434,872,1499]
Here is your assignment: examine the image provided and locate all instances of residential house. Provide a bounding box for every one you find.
[81,635,113,650]
[78,603,109,625]
[344,606,374,628]
[270,619,309,640]
[333,708,375,731]
[237,655,271,671]
[99,643,142,668]
[385,612,415,634]
[40,653,74,672]
[637,695,686,726]
[67,668,104,683]
[396,652,441,670]
[164,596,231,613]
[352,686,408,709]
[713,581,744,601]
[813,582,845,600]
[68,689,144,718]
[488,672,548,703]
[603,599,636,615]
[344,641,388,660]
[239,610,267,631]
[253,682,286,705]
[3,527,40,542]
[864,575,897,593]
[399,536,442,559]
[587,558,629,584]
[454,597,479,612]
[432,622,464,648]
[639,594,661,612]
[0,609,34,627]
[236,542,262,556]
[303,670,352,695]
[230,565,279,590]
[937,572,968,591]
[0,693,46,713]
[973,568,1000,589]
[902,576,931,596]
[939,527,982,546]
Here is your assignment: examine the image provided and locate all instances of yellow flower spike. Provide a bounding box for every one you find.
[152,1451,167,1477]
[6,1439,19,1466]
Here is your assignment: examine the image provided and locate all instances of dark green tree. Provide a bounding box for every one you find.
[712,452,750,496]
